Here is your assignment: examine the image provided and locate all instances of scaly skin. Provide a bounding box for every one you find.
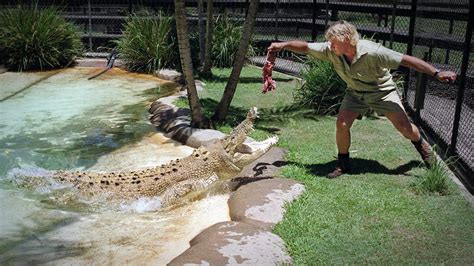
[53,107,278,206]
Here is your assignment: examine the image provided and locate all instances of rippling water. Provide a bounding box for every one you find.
[0,67,229,264]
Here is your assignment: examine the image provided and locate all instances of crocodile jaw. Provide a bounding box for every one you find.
[233,135,279,168]
[221,107,258,156]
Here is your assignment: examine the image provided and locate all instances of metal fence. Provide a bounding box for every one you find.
[1,0,472,191]
[405,0,472,192]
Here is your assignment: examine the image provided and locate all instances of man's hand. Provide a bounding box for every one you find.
[267,41,309,54]
[436,71,457,83]
[267,42,286,53]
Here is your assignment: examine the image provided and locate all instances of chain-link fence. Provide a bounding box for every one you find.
[405,0,472,192]
[1,0,472,191]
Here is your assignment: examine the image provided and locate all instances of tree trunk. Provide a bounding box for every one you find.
[174,0,209,128]
[198,0,205,64]
[201,0,214,76]
[212,0,259,122]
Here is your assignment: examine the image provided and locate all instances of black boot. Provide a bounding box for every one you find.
[411,137,433,168]
[327,153,351,178]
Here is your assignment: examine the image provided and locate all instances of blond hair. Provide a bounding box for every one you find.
[324,20,360,46]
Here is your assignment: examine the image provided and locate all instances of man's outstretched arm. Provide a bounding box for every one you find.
[400,55,457,83]
[268,41,310,54]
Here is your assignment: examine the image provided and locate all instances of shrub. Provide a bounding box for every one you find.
[0,5,83,71]
[212,15,255,68]
[294,58,346,115]
[411,149,453,195]
[115,11,179,73]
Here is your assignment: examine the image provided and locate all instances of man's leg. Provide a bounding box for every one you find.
[328,109,360,178]
[384,111,432,166]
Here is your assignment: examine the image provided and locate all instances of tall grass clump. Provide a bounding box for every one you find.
[0,5,83,71]
[294,58,345,115]
[115,11,178,73]
[411,153,453,195]
[212,15,255,67]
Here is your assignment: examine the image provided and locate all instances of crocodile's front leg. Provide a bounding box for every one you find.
[160,174,219,207]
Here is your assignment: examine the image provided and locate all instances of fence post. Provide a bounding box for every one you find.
[87,0,92,52]
[404,0,418,103]
[275,0,279,40]
[413,52,429,124]
[445,18,454,64]
[311,0,317,41]
[325,0,329,28]
[389,2,396,49]
[448,2,473,156]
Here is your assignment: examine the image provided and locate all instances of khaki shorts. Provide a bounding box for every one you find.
[340,89,405,115]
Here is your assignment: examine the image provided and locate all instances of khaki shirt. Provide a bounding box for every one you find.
[307,40,403,92]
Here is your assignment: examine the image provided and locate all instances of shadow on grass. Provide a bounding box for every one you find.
[203,76,293,84]
[292,158,421,177]
[199,98,320,128]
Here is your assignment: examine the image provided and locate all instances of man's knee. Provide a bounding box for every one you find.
[406,123,419,138]
[336,117,353,132]
[336,110,359,132]
[396,122,418,139]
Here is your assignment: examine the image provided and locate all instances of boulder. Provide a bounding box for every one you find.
[168,221,292,265]
[228,178,305,230]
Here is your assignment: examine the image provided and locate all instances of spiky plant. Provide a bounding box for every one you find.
[115,11,179,73]
[294,58,346,115]
[411,149,453,195]
[0,5,83,71]
[212,15,255,68]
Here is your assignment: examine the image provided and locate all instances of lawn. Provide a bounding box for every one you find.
[180,65,474,264]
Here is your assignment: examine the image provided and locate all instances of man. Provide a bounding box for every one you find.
[267,20,457,178]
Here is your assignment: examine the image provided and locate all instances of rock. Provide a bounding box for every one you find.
[154,69,183,84]
[235,147,287,179]
[195,80,205,92]
[168,221,292,265]
[228,178,305,231]
[186,129,226,148]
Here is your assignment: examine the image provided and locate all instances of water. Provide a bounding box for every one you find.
[0,67,230,264]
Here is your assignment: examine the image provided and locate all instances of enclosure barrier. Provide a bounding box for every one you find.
[1,0,472,192]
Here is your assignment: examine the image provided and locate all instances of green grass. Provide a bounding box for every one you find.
[411,152,454,196]
[177,65,474,264]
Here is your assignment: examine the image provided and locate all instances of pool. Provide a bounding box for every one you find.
[0,67,229,264]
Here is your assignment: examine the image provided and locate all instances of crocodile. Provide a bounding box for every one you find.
[52,107,278,207]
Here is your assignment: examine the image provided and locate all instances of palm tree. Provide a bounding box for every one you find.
[198,0,205,64]
[212,0,259,122]
[174,0,209,128]
[201,0,214,77]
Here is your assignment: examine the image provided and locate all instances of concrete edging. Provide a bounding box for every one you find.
[148,71,305,265]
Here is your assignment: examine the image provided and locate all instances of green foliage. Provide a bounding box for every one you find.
[212,15,255,68]
[294,58,346,115]
[0,5,83,71]
[115,11,179,73]
[411,151,453,195]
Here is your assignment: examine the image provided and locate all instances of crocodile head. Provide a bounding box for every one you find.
[209,107,278,170]
[220,107,258,156]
